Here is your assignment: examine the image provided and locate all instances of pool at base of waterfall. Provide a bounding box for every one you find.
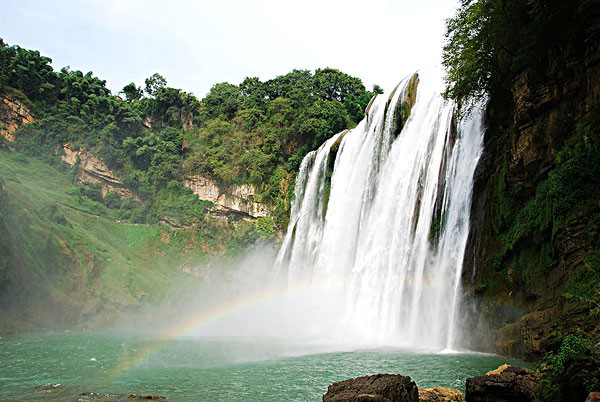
[0,330,526,401]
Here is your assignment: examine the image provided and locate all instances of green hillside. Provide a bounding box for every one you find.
[0,148,248,332]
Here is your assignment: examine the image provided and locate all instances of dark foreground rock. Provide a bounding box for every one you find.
[323,374,419,402]
[465,365,537,402]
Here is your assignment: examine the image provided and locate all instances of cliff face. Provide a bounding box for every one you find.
[463,40,600,360]
[0,93,34,142]
[182,175,270,218]
[60,145,270,220]
[61,144,136,200]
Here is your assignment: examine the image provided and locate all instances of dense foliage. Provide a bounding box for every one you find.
[1,38,379,228]
[442,0,600,107]
[443,0,600,302]
[485,103,600,315]
[536,335,600,401]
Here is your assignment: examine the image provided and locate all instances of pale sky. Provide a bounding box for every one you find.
[1,0,459,98]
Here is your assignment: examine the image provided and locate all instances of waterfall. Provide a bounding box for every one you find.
[275,70,485,349]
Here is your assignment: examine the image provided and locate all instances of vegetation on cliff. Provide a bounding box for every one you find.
[443,0,600,362]
[0,149,200,330]
[0,37,380,228]
[0,37,380,329]
[443,0,599,109]
[536,334,599,402]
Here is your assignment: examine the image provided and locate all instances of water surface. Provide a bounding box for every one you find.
[0,330,525,401]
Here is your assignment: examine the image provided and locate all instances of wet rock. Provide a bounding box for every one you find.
[494,323,523,359]
[323,374,419,402]
[34,383,65,394]
[465,365,537,402]
[77,391,168,401]
[418,386,463,401]
[31,385,168,401]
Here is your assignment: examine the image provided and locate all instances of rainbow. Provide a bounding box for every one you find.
[106,271,449,377]
[107,277,337,377]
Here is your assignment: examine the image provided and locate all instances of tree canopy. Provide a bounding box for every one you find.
[442,0,600,108]
[1,38,380,227]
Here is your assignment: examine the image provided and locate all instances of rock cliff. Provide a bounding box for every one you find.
[462,36,600,359]
[0,92,35,142]
[60,144,136,200]
[182,175,270,218]
[60,145,271,219]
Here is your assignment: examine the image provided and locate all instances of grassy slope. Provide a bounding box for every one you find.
[0,149,209,331]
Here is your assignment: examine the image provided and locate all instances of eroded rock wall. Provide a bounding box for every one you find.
[182,175,270,218]
[0,93,35,142]
[61,144,135,200]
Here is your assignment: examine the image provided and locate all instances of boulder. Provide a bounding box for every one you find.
[418,386,463,401]
[465,365,537,402]
[323,374,419,402]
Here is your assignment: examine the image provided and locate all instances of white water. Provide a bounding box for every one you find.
[275,70,485,349]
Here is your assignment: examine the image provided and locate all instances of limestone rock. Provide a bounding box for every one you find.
[0,93,35,142]
[418,386,463,401]
[182,174,270,218]
[323,374,419,402]
[60,144,136,200]
[486,364,510,376]
[465,365,537,402]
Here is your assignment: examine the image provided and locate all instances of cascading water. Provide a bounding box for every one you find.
[275,69,485,349]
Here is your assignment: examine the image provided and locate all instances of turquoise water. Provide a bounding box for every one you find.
[0,331,525,401]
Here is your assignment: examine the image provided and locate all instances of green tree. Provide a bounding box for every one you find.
[312,67,365,103]
[203,82,240,120]
[144,73,167,97]
[121,82,142,102]
[442,0,599,108]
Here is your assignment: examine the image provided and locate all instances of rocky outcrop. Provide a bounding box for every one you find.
[465,365,537,402]
[182,175,270,218]
[0,92,35,142]
[60,144,135,200]
[494,323,523,359]
[390,73,419,137]
[323,374,419,402]
[418,386,463,402]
